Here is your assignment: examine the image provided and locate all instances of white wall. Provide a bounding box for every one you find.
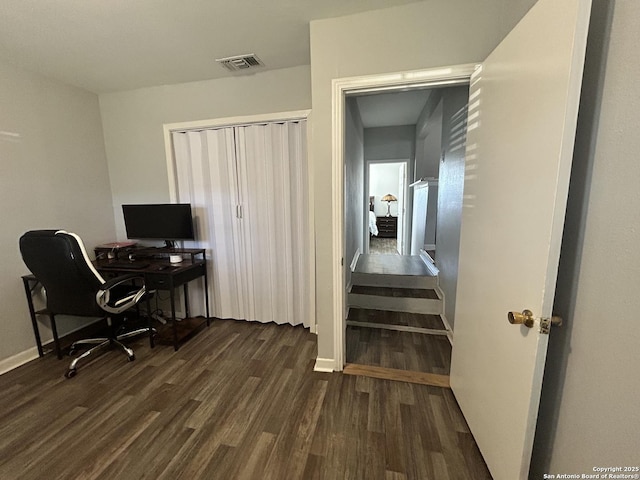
[364,126,415,166]
[99,65,311,240]
[414,92,444,248]
[0,58,115,365]
[309,0,532,362]
[415,94,443,181]
[531,0,640,473]
[344,98,364,281]
[434,87,469,329]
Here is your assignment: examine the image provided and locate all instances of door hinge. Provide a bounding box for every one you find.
[341,257,344,267]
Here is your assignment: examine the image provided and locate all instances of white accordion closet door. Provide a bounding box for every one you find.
[171,119,309,327]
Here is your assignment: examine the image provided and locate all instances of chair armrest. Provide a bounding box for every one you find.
[97,274,146,314]
[101,273,144,291]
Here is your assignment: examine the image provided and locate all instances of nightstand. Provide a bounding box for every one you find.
[376,216,397,238]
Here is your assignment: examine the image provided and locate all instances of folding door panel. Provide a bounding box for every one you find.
[235,121,309,326]
[172,129,244,319]
[286,121,310,327]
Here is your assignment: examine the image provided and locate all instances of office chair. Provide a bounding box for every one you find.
[19,230,151,378]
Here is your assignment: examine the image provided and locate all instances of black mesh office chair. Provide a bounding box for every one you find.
[19,230,151,378]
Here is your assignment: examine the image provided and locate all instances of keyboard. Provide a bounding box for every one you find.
[104,261,150,270]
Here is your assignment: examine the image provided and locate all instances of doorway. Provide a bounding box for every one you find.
[367,161,407,255]
[343,76,470,378]
[332,64,475,371]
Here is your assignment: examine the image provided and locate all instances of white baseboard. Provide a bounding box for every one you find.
[313,357,336,372]
[0,347,40,376]
[434,285,453,345]
[350,248,361,272]
[0,317,109,376]
[440,314,454,345]
[419,249,439,275]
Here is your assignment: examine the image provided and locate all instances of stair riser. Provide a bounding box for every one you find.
[351,272,437,289]
[348,294,443,314]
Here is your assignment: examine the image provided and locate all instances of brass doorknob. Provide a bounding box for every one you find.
[508,309,564,334]
[508,309,535,328]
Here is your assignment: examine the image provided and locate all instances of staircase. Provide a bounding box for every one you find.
[345,255,451,387]
[347,255,447,335]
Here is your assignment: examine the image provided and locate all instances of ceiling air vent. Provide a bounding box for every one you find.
[216,54,264,72]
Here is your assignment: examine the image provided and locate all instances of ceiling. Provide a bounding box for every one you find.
[356,90,432,128]
[0,0,423,94]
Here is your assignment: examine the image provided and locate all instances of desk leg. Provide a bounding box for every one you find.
[48,313,62,360]
[183,283,190,319]
[203,267,211,326]
[170,283,178,351]
[22,278,44,358]
[146,293,155,348]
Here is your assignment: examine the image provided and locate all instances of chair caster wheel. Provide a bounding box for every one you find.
[127,355,135,362]
[64,368,77,379]
[68,348,76,356]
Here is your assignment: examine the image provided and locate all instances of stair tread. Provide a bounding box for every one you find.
[350,285,439,299]
[347,308,445,330]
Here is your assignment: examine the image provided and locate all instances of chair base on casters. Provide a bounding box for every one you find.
[65,327,153,379]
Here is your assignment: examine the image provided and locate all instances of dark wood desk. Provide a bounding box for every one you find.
[95,247,211,351]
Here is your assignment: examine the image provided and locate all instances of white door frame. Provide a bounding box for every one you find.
[331,64,476,370]
[365,159,409,254]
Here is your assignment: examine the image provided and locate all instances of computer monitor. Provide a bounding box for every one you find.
[122,204,195,247]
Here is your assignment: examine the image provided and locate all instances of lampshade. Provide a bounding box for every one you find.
[381,194,397,202]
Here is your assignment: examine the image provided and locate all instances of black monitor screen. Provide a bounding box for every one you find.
[122,204,195,241]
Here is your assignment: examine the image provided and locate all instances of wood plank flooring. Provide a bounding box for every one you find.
[347,308,445,330]
[368,237,398,255]
[346,324,452,376]
[0,319,490,479]
[355,254,433,276]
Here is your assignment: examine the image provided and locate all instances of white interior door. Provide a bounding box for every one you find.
[449,0,591,479]
[396,162,406,254]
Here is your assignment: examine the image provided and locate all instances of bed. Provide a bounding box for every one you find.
[369,196,378,236]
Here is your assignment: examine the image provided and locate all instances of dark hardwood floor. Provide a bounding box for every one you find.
[346,324,452,376]
[347,308,445,330]
[0,319,490,479]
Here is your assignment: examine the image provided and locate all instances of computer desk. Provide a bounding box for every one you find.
[95,247,211,351]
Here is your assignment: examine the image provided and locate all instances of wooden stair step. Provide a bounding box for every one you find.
[350,285,439,299]
[347,294,443,314]
[347,308,445,330]
[351,272,438,289]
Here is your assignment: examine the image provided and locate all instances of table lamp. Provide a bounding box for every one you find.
[381,194,397,217]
